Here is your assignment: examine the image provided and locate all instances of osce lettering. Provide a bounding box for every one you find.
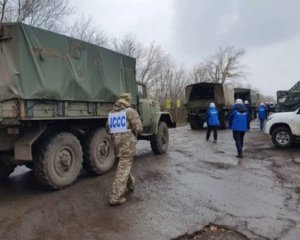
[108,111,127,133]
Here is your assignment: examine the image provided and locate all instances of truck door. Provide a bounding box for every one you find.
[137,83,158,128]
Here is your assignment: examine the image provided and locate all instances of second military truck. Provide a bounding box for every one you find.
[234,88,259,119]
[0,23,175,189]
[185,82,234,129]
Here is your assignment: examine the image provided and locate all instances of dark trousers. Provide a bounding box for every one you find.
[259,119,265,131]
[233,131,245,155]
[206,126,218,141]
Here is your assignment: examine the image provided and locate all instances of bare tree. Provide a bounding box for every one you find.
[167,66,187,108]
[66,17,110,47]
[112,37,171,90]
[189,63,209,83]
[111,33,142,58]
[0,0,8,22]
[152,59,188,110]
[137,42,170,89]
[0,0,72,31]
[204,46,246,84]
[151,57,173,104]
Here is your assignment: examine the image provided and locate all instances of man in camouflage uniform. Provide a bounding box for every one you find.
[108,93,143,206]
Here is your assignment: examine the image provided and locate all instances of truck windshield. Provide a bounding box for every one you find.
[138,84,146,99]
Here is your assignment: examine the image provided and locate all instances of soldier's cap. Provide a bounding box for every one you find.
[119,93,132,102]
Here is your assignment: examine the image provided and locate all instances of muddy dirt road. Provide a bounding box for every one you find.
[0,121,299,240]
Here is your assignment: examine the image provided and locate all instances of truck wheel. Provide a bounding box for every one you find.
[25,162,34,170]
[219,111,226,129]
[220,120,226,129]
[271,127,294,148]
[190,118,202,130]
[151,122,169,154]
[0,153,16,179]
[34,132,83,189]
[83,128,115,175]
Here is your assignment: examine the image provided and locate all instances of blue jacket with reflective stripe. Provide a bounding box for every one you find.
[206,107,220,127]
[257,106,267,120]
[231,111,249,131]
[226,104,250,131]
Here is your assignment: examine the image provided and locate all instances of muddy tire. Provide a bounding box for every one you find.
[190,117,202,130]
[0,153,16,179]
[34,132,83,189]
[198,120,204,129]
[83,128,115,175]
[25,162,34,170]
[219,111,226,129]
[151,122,169,154]
[271,127,294,148]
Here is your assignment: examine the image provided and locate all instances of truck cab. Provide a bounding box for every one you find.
[136,82,175,153]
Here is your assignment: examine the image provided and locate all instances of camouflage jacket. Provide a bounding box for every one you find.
[109,99,143,157]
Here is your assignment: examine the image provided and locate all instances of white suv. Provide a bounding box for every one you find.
[264,109,300,148]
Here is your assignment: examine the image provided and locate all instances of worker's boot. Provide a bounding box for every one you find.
[126,175,135,193]
[109,197,126,206]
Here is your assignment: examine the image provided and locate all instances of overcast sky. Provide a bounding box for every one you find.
[72,0,300,97]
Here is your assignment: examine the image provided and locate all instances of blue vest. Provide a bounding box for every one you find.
[231,110,248,131]
[207,108,220,126]
[258,106,267,120]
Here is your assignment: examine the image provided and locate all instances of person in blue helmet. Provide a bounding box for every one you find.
[206,102,220,143]
[257,102,268,131]
[269,101,276,114]
[265,102,270,116]
[226,98,250,158]
[244,100,252,120]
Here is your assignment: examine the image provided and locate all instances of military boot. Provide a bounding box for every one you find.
[109,197,126,206]
[126,175,135,192]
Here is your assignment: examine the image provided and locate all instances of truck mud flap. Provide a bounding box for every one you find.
[14,126,46,161]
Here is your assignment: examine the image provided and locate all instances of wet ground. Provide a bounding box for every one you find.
[173,224,249,240]
[0,120,300,240]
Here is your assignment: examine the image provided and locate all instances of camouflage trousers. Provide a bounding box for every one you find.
[109,156,135,203]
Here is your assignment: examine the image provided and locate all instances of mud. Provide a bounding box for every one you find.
[0,120,299,240]
[172,224,249,240]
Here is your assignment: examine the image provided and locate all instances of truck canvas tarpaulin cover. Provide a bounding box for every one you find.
[184,82,234,129]
[234,88,258,106]
[185,82,234,108]
[0,23,137,104]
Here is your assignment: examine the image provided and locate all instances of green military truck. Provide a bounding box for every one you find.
[185,82,234,129]
[0,23,175,189]
[277,82,300,112]
[277,90,289,106]
[234,88,259,119]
